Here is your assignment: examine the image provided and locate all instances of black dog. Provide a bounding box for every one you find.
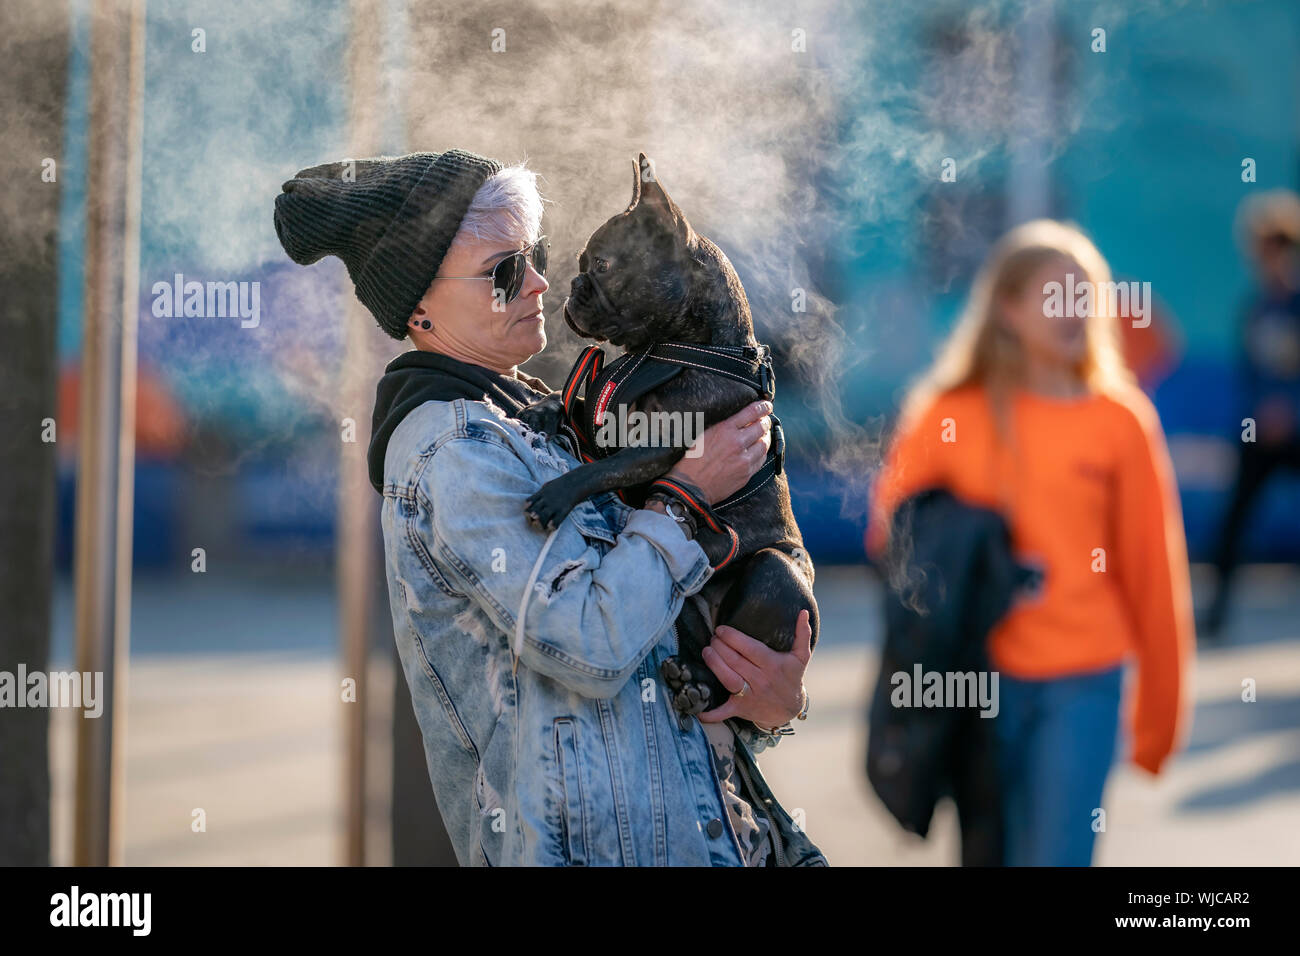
[518,153,819,721]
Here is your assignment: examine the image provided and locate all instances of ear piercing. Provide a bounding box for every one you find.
[421,319,431,329]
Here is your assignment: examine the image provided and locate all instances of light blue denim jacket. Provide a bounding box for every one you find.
[378,395,823,866]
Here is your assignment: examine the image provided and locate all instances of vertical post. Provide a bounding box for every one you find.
[386,0,458,867]
[338,0,385,867]
[1006,0,1055,227]
[0,0,70,868]
[73,0,146,867]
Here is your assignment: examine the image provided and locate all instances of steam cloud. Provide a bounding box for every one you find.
[7,0,1170,522]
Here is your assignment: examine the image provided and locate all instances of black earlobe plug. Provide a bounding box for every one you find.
[421,319,431,330]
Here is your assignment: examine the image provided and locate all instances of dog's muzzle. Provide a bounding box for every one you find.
[566,271,624,339]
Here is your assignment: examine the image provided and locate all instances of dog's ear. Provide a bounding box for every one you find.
[632,152,691,241]
[624,156,641,213]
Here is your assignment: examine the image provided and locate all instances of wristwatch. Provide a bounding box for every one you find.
[649,495,695,539]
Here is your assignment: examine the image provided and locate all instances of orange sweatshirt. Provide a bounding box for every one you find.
[867,383,1195,775]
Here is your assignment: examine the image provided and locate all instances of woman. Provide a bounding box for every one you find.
[867,219,1195,866]
[273,148,823,866]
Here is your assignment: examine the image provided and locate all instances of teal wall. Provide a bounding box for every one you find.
[832,0,1300,415]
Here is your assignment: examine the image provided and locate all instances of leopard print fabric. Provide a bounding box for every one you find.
[702,722,774,867]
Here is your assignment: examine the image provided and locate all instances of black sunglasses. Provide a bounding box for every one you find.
[437,236,548,305]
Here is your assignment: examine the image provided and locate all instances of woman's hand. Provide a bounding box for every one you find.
[698,609,813,729]
[665,401,773,504]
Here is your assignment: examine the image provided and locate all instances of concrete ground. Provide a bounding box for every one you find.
[47,563,1300,865]
[760,566,1300,866]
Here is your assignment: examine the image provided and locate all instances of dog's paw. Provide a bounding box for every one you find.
[517,394,566,439]
[524,483,577,532]
[661,656,713,716]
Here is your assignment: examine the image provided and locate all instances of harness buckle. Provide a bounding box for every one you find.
[758,360,775,401]
[771,415,785,475]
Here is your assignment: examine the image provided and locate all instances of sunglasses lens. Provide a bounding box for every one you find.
[493,253,524,304]
[492,240,547,305]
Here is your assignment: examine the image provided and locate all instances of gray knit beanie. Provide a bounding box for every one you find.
[273,149,504,339]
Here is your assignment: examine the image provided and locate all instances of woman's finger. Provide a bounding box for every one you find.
[727,400,773,430]
[793,609,814,664]
[707,633,764,684]
[700,645,743,693]
[736,415,770,448]
[698,694,740,723]
[714,624,777,669]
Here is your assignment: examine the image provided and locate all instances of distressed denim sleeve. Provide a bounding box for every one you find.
[421,432,713,698]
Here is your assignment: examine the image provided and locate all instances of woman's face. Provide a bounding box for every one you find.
[999,255,1089,370]
[409,232,549,372]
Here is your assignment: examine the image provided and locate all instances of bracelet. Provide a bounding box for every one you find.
[649,475,723,530]
[645,493,697,540]
[796,684,811,720]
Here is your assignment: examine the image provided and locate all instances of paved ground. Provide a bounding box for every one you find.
[48,563,1300,865]
[760,567,1300,866]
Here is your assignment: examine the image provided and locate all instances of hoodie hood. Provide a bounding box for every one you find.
[368,349,550,493]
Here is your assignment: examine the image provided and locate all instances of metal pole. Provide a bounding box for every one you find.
[339,0,384,867]
[1007,0,1054,227]
[72,0,146,867]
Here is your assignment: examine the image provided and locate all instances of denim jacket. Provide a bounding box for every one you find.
[378,394,827,866]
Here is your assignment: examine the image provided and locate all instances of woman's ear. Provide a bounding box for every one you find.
[408,304,433,332]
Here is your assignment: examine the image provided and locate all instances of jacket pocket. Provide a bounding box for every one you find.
[553,718,589,865]
[398,586,478,760]
[569,499,617,546]
[401,500,465,598]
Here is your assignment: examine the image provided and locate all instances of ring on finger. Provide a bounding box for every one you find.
[735,679,750,698]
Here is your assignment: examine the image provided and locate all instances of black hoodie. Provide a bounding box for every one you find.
[367,349,551,494]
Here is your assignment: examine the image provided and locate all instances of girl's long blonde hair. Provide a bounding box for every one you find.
[900,219,1135,434]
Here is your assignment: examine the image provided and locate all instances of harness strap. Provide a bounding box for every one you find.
[556,340,785,566]
[649,476,741,571]
[643,342,775,400]
[714,415,784,511]
[559,345,605,462]
[561,345,604,422]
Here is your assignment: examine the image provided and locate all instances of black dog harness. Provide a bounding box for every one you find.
[555,341,785,571]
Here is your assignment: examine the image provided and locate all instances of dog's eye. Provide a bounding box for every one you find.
[594,258,609,273]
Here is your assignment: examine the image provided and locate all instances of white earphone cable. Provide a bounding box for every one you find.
[513,526,560,675]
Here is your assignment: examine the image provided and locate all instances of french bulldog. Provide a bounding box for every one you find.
[518,153,819,721]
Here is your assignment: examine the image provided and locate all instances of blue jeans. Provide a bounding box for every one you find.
[994,664,1123,866]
